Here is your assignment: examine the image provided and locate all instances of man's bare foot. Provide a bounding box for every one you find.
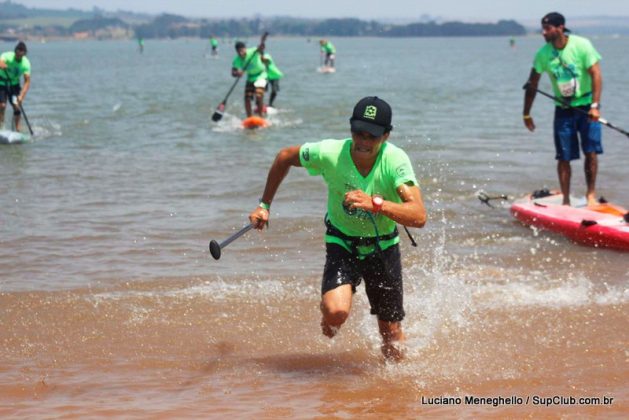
[321,318,339,338]
[586,194,598,207]
[381,341,406,362]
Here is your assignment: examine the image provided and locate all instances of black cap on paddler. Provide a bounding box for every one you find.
[542,12,570,33]
[349,96,393,137]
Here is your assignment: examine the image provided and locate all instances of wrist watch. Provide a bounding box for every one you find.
[590,102,599,110]
[372,195,384,213]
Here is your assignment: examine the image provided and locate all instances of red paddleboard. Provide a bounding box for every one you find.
[510,190,629,251]
[242,116,269,129]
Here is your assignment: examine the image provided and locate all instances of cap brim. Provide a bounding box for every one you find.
[350,119,386,137]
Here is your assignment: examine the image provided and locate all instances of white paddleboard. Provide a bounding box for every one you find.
[317,66,336,73]
[0,130,29,144]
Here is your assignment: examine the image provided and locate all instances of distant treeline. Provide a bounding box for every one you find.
[0,0,526,39]
[134,15,526,38]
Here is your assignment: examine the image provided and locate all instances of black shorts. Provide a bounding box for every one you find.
[322,243,405,322]
[244,81,265,99]
[0,84,20,104]
[268,79,280,93]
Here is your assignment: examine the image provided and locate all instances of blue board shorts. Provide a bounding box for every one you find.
[553,105,603,161]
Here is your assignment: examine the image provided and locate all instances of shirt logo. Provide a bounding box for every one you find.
[302,147,310,161]
[363,105,377,120]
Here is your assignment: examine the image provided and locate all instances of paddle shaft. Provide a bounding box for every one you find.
[217,33,268,107]
[524,83,629,138]
[219,223,254,249]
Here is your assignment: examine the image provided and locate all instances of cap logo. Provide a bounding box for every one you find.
[363,105,377,120]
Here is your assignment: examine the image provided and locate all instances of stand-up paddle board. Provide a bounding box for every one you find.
[317,66,336,73]
[242,116,269,129]
[0,130,30,144]
[510,189,629,251]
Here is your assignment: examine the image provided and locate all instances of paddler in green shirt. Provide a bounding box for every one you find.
[0,42,31,132]
[263,52,283,107]
[319,39,336,68]
[210,35,219,56]
[248,97,427,361]
[232,41,269,117]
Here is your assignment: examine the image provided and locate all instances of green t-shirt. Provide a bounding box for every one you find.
[321,42,336,54]
[0,51,31,86]
[232,47,267,82]
[264,53,283,80]
[299,139,418,254]
[210,38,218,47]
[533,34,601,107]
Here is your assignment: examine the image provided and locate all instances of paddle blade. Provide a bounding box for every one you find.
[209,240,221,260]
[211,103,225,122]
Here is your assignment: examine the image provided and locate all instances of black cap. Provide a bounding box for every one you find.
[542,12,570,32]
[349,96,393,137]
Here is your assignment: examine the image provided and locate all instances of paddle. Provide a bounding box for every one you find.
[14,97,33,135]
[2,69,33,135]
[523,82,629,138]
[211,32,268,122]
[209,223,254,260]
[477,191,510,208]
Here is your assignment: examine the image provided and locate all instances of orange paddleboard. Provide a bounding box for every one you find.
[242,116,269,129]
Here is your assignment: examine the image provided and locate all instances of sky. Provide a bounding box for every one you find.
[13,0,629,22]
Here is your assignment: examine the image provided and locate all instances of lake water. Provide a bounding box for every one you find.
[1,35,627,417]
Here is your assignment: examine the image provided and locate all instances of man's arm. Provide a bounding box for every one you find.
[343,183,426,228]
[18,73,29,102]
[231,66,243,78]
[249,145,302,229]
[523,68,541,132]
[588,62,602,121]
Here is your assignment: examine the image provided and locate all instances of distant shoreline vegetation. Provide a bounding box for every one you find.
[134,16,527,39]
[0,1,526,40]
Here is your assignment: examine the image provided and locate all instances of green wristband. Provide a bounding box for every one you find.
[258,200,271,211]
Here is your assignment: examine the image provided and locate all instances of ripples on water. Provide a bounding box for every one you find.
[0,37,627,416]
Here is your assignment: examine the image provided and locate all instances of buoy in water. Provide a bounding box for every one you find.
[242,116,269,129]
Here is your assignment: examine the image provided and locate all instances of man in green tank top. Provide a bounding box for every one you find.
[248,97,427,361]
[263,52,283,107]
[0,42,31,132]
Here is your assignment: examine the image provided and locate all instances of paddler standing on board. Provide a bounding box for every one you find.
[0,41,30,132]
[523,12,603,206]
[263,52,283,108]
[209,35,219,56]
[232,40,268,118]
[248,97,426,361]
[319,39,336,69]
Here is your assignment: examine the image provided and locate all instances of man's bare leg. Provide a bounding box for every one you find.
[584,152,598,206]
[244,97,252,118]
[557,160,572,205]
[320,284,352,338]
[379,320,406,361]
